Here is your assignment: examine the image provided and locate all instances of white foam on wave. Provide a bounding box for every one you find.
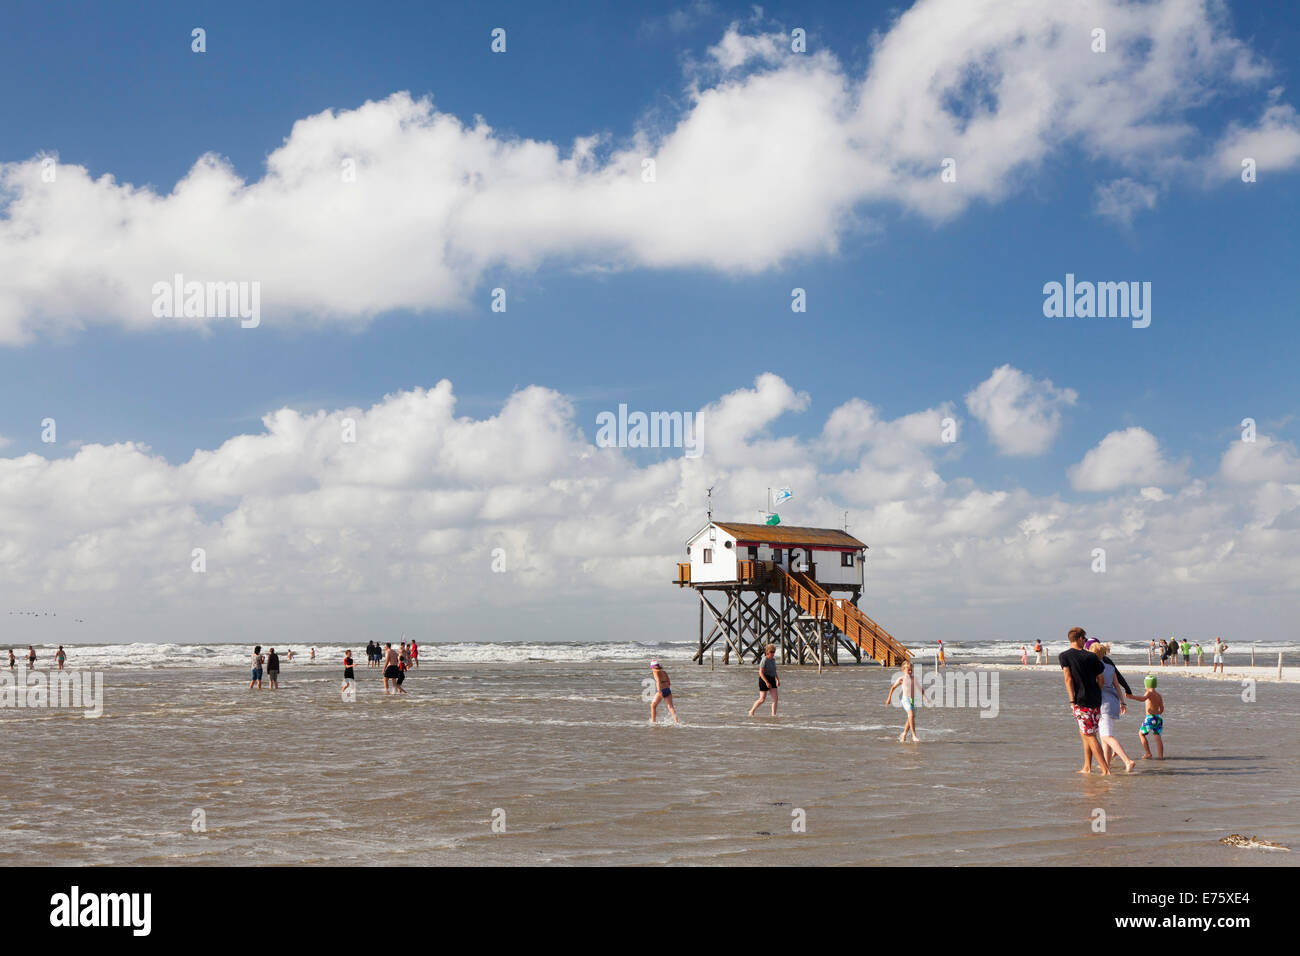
[10,637,1296,670]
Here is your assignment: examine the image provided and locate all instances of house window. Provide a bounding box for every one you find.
[703,548,713,564]
[841,552,854,568]
[748,546,758,560]
[773,549,783,564]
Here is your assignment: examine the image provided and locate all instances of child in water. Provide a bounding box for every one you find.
[885,659,920,743]
[1129,674,1166,759]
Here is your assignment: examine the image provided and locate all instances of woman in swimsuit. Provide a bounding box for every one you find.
[748,644,780,717]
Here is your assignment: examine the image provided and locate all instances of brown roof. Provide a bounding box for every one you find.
[712,522,866,549]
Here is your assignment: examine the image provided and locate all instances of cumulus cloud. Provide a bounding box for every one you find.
[965,365,1076,456]
[1068,427,1188,491]
[3,373,1297,645]
[1,0,1295,343]
[1220,434,1300,484]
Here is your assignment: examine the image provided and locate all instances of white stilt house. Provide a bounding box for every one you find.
[674,521,908,667]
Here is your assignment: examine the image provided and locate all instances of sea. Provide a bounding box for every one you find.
[1,640,1297,866]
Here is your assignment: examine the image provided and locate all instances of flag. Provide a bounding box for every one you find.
[765,514,781,526]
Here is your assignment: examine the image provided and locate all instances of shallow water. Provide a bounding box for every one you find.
[1,659,1296,865]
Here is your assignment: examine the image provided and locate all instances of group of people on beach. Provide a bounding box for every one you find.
[6,646,68,670]
[343,640,417,696]
[243,640,417,696]
[1060,627,1165,773]
[1153,636,1225,671]
[647,642,782,725]
[646,627,1174,777]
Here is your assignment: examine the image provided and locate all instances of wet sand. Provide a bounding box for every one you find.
[1,660,1296,865]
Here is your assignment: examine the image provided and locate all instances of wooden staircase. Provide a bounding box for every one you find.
[777,566,910,666]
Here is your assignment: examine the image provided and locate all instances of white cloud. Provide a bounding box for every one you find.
[965,365,1076,456]
[1210,102,1300,181]
[1092,178,1158,227]
[4,373,1297,645]
[1220,434,1300,484]
[1068,427,1188,491]
[1,0,1294,343]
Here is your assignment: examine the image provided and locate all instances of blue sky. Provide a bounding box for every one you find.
[2,0,1299,645]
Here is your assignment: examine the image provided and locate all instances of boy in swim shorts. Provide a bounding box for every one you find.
[649,660,679,724]
[885,659,920,743]
[1130,674,1165,759]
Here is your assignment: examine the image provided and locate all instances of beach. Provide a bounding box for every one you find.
[2,649,1297,866]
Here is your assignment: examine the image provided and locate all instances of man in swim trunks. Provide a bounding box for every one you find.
[27,646,36,668]
[748,643,780,717]
[1129,674,1165,759]
[7,649,13,670]
[383,642,400,695]
[249,645,264,689]
[1212,637,1227,674]
[1059,627,1109,775]
[885,658,920,742]
[648,659,679,724]
[1180,639,1191,667]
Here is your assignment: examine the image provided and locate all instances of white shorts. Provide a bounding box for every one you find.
[1098,709,1119,738]
[1213,654,1223,664]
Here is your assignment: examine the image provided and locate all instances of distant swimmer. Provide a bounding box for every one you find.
[266,648,281,690]
[1020,645,1028,665]
[286,649,294,662]
[249,645,264,690]
[7,649,14,669]
[885,659,920,743]
[56,645,66,670]
[342,650,355,695]
[748,644,779,717]
[383,643,400,695]
[310,647,315,662]
[1130,675,1166,760]
[366,641,378,669]
[27,646,36,668]
[937,640,946,666]
[409,639,419,668]
[648,659,679,724]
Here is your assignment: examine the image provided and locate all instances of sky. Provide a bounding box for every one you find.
[1,0,1299,649]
